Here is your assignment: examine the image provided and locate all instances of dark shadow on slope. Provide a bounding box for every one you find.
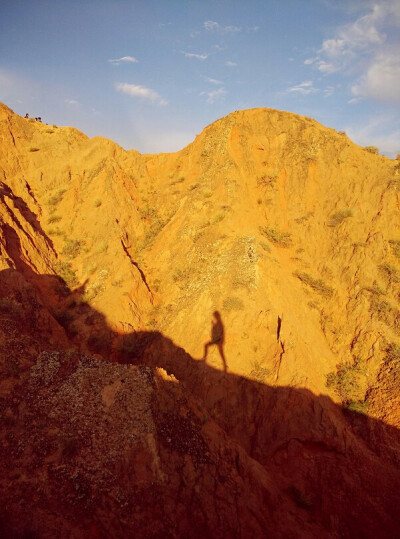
[0,182,55,252]
[0,257,400,538]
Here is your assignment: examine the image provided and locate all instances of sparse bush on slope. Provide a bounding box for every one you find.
[259,226,292,247]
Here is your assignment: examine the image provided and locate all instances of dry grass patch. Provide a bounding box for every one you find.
[389,240,400,260]
[294,271,333,297]
[327,209,353,227]
[259,226,292,247]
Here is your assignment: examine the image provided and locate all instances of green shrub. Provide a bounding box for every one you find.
[48,215,62,224]
[326,362,364,404]
[139,206,158,220]
[385,342,400,364]
[256,174,277,188]
[389,240,400,260]
[295,212,314,225]
[83,281,105,302]
[388,177,400,189]
[172,269,188,282]
[62,239,83,258]
[347,400,370,414]
[47,228,63,236]
[364,285,386,296]
[142,219,164,247]
[378,263,400,283]
[294,271,333,297]
[55,261,78,288]
[94,198,102,207]
[259,226,292,247]
[327,209,353,227]
[250,361,270,383]
[170,176,185,185]
[364,146,379,155]
[369,296,400,334]
[48,189,66,206]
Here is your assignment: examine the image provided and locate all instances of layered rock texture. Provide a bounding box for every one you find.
[0,102,399,537]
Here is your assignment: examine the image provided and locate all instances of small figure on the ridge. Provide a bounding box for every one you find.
[24,113,29,119]
[203,310,227,372]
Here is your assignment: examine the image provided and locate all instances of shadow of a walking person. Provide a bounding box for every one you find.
[203,310,227,372]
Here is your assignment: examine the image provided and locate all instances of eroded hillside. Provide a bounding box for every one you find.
[0,103,399,537]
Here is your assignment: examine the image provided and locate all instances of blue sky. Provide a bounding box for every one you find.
[0,0,399,156]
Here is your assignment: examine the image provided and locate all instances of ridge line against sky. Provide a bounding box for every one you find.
[0,0,399,156]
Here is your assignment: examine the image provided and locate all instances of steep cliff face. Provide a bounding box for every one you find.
[0,103,399,537]
[143,109,399,399]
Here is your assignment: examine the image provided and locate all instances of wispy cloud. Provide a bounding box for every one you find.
[304,3,400,103]
[351,47,400,102]
[65,98,79,105]
[287,81,318,95]
[324,86,335,97]
[182,51,209,60]
[306,5,385,73]
[205,76,223,85]
[225,60,237,67]
[200,87,227,104]
[108,56,138,66]
[115,83,168,105]
[204,20,241,33]
[246,25,259,33]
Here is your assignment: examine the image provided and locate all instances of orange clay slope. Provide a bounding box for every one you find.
[0,102,400,537]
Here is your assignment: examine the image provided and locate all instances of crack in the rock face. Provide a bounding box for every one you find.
[120,238,153,299]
